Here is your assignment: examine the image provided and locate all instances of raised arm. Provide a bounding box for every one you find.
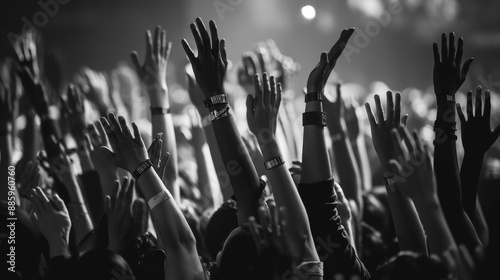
[388,126,457,256]
[457,87,499,244]
[131,26,180,202]
[432,32,482,252]
[246,74,319,271]
[99,114,204,280]
[365,91,427,254]
[182,18,260,224]
[324,83,363,214]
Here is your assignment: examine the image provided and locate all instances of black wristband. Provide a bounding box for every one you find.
[303,112,327,126]
[150,107,171,115]
[132,159,153,180]
[304,92,323,103]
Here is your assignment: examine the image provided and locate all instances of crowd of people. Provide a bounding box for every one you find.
[1,16,499,280]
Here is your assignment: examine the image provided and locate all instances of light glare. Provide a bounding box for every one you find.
[301,5,316,20]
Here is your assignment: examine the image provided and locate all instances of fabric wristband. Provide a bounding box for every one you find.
[304,92,323,102]
[204,94,228,108]
[295,261,324,277]
[150,107,171,115]
[264,155,285,170]
[303,111,327,126]
[148,190,171,210]
[132,159,153,180]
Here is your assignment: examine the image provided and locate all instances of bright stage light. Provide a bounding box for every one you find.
[301,5,316,20]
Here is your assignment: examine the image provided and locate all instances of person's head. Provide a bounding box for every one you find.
[360,222,387,274]
[77,249,134,280]
[212,226,259,280]
[372,251,448,280]
[121,232,165,280]
[205,200,238,260]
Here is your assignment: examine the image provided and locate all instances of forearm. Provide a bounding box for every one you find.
[329,124,363,211]
[261,140,318,260]
[301,101,332,183]
[434,102,482,251]
[460,152,484,219]
[414,197,456,255]
[61,176,93,245]
[136,168,204,279]
[353,136,372,191]
[212,114,260,224]
[386,185,427,254]
[193,131,223,210]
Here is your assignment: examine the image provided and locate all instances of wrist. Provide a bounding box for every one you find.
[48,236,70,258]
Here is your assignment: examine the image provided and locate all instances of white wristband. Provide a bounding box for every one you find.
[148,191,171,210]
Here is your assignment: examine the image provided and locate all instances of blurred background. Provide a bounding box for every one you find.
[1,0,500,94]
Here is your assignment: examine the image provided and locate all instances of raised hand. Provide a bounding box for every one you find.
[99,114,148,173]
[182,18,228,98]
[323,82,346,130]
[306,28,354,93]
[131,26,171,106]
[245,73,282,140]
[31,187,71,257]
[457,86,500,155]
[387,126,436,202]
[79,68,111,115]
[433,32,473,96]
[105,177,147,254]
[147,132,169,182]
[11,30,40,82]
[365,91,406,170]
[238,52,258,95]
[62,84,87,141]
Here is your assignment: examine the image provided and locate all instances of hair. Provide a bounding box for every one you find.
[205,200,239,260]
[360,222,387,274]
[122,232,165,280]
[372,251,448,280]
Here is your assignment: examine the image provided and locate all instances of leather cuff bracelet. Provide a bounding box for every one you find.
[304,92,323,103]
[150,107,171,115]
[204,94,228,108]
[264,155,285,170]
[303,112,327,126]
[133,159,153,180]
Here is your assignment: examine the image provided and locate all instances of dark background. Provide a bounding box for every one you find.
[1,0,499,94]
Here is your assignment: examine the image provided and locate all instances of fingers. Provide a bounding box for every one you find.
[484,90,491,119]
[374,94,385,123]
[262,73,270,108]
[461,58,474,78]
[391,128,408,161]
[400,126,416,155]
[130,51,142,74]
[195,18,211,57]
[220,39,228,67]
[365,102,377,128]
[181,39,196,63]
[433,42,440,65]
[448,32,456,61]
[328,27,355,65]
[254,74,263,107]
[474,86,482,117]
[159,152,170,180]
[441,33,448,60]
[401,114,409,126]
[99,146,117,163]
[209,20,220,60]
[394,92,402,123]
[108,113,124,137]
[100,117,119,150]
[132,122,145,146]
[145,30,153,61]
[275,83,282,112]
[386,91,394,123]
[95,120,109,146]
[118,116,133,139]
[246,94,254,124]
[160,29,166,59]
[153,26,161,59]
[52,194,68,213]
[456,103,466,125]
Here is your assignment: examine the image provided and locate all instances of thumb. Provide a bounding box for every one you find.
[456,103,466,125]
[401,114,409,126]
[246,95,254,126]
